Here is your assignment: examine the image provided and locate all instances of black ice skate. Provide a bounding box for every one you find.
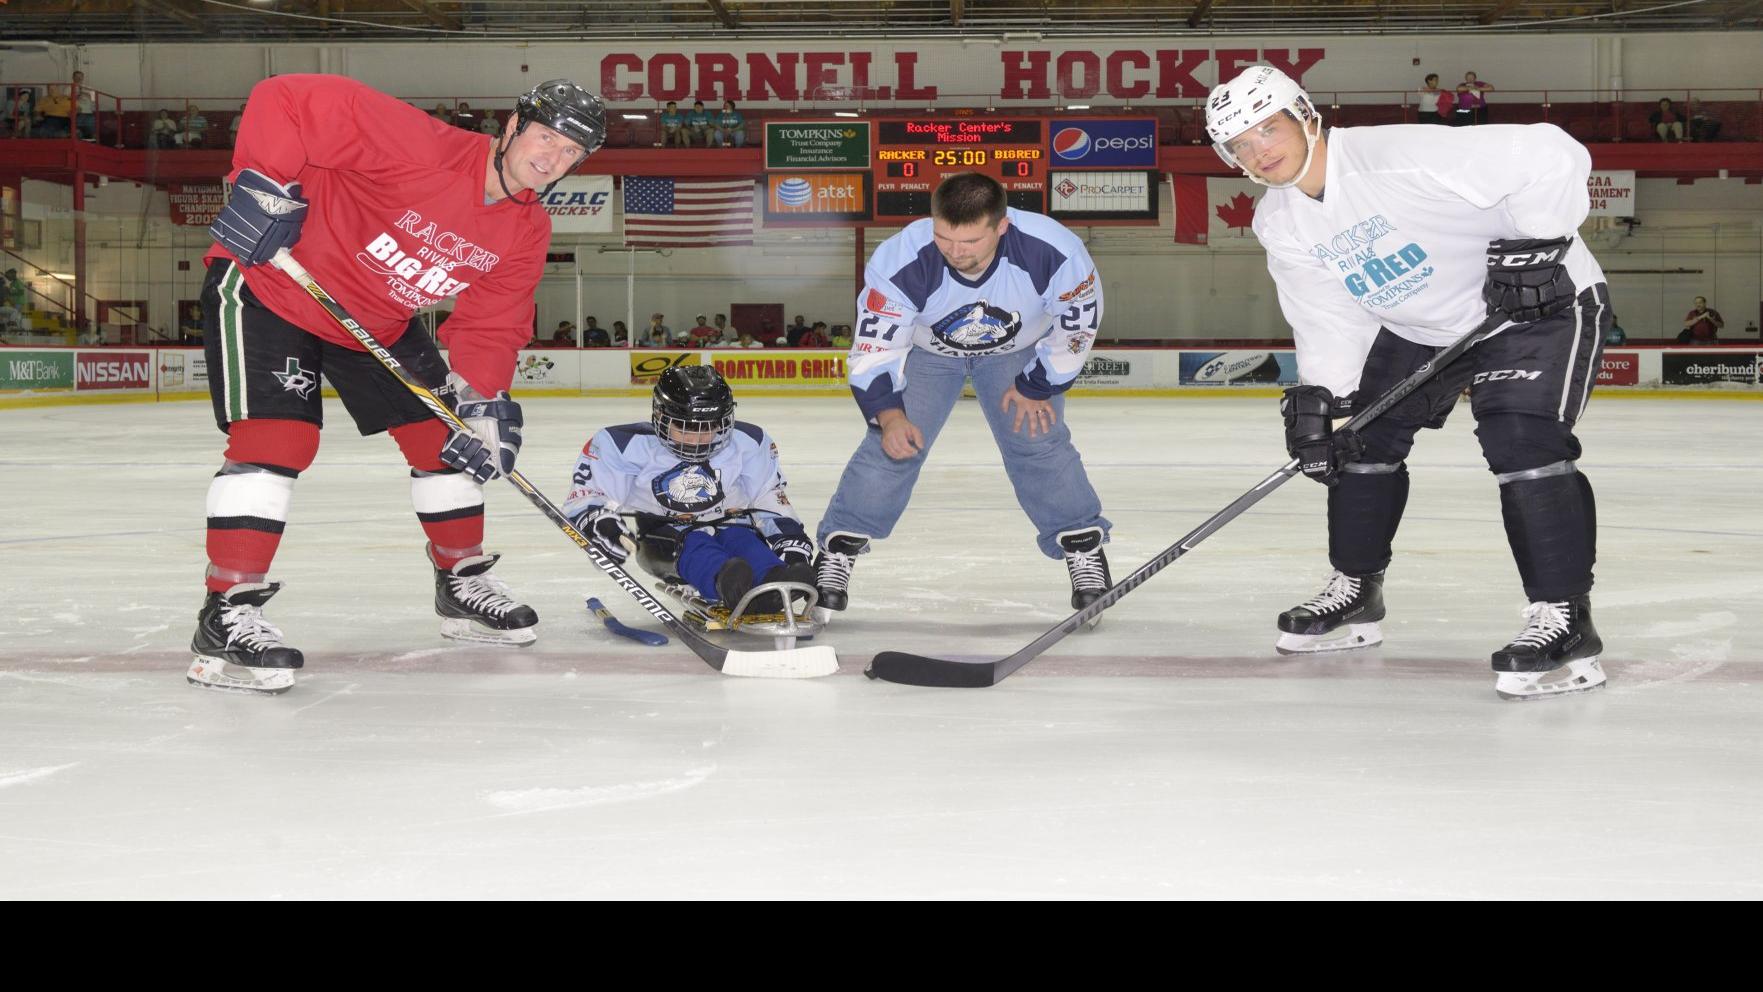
[1492,595,1606,701]
[1275,570,1386,655]
[187,582,302,695]
[435,550,539,646]
[1058,527,1113,629]
[812,532,870,612]
[748,561,816,617]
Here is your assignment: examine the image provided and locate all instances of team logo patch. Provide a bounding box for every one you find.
[1058,272,1098,302]
[929,301,1022,352]
[1067,331,1095,354]
[864,287,905,319]
[273,358,317,398]
[652,463,724,514]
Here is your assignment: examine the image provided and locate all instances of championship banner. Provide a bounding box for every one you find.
[0,350,74,390]
[75,351,152,390]
[167,183,226,227]
[540,175,615,233]
[709,353,848,385]
[1586,171,1636,218]
[1179,349,1297,385]
[630,351,702,384]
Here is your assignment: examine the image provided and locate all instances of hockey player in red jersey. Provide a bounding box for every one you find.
[188,74,606,693]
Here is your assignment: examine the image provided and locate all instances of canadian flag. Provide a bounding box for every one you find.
[1173,176,1265,244]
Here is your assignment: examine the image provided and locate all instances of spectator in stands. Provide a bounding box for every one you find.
[1649,98,1684,142]
[1453,71,1493,125]
[830,323,853,348]
[430,102,452,124]
[1687,99,1721,142]
[660,101,687,147]
[643,312,673,346]
[685,100,712,147]
[71,71,96,141]
[452,101,479,131]
[712,100,746,148]
[688,313,721,347]
[36,83,72,138]
[734,328,765,349]
[8,87,36,138]
[612,320,630,346]
[178,105,209,148]
[552,320,577,346]
[227,104,245,148]
[584,316,611,347]
[785,314,809,346]
[1604,322,1627,346]
[797,321,830,347]
[711,314,730,341]
[478,112,501,136]
[1679,296,1724,343]
[1418,73,1453,125]
[0,298,25,333]
[758,318,782,346]
[150,109,179,149]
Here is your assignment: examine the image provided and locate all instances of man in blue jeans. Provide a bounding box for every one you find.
[814,172,1112,619]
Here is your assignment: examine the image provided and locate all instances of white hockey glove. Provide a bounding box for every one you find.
[439,372,523,484]
[572,506,635,564]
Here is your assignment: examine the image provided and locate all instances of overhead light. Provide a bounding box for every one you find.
[44,272,76,280]
[621,113,649,120]
[833,111,860,118]
[1067,105,1091,111]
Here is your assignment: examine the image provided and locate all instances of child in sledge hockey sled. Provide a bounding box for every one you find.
[561,367,821,644]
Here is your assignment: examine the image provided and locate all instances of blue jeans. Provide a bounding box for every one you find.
[678,527,785,603]
[818,347,1109,559]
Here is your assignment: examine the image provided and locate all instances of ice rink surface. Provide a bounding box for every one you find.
[3,392,1760,899]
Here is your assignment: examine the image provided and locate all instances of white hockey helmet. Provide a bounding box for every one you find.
[1205,65,1323,189]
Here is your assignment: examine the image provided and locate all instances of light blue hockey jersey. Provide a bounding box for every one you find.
[849,207,1104,420]
[560,421,806,541]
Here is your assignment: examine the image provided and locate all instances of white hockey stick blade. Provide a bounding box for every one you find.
[720,644,839,679]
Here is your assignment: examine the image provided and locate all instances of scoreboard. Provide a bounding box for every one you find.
[871,118,1047,222]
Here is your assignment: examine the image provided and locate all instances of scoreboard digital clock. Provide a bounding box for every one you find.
[872,117,1047,222]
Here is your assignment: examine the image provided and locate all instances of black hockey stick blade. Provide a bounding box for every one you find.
[864,311,1508,688]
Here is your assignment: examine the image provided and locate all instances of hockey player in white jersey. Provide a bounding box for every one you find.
[1207,65,1609,700]
[561,366,815,615]
[813,172,1113,617]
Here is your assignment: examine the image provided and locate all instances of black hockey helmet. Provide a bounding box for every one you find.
[652,366,736,462]
[515,79,608,156]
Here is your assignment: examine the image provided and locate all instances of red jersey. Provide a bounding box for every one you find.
[205,74,551,394]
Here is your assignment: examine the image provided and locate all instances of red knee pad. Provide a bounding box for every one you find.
[391,419,453,472]
[223,418,320,473]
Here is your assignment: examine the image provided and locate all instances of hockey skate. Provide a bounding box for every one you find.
[812,532,869,622]
[435,549,539,645]
[187,582,302,695]
[1492,595,1606,701]
[1058,527,1113,630]
[660,559,824,652]
[1275,570,1385,655]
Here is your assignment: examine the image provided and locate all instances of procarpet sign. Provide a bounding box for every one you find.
[1050,120,1158,168]
[75,351,152,390]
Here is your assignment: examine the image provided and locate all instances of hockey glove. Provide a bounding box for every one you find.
[439,372,523,484]
[573,506,634,565]
[1484,237,1576,324]
[1281,385,1362,487]
[768,533,814,567]
[209,169,308,268]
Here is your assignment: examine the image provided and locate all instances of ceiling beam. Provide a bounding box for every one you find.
[137,0,209,32]
[950,0,964,28]
[703,0,735,28]
[1479,0,1527,25]
[395,0,462,31]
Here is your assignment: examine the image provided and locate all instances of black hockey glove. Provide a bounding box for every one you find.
[209,169,308,267]
[573,506,634,564]
[439,373,523,484]
[768,533,814,567]
[1484,237,1576,324]
[1281,385,1363,487]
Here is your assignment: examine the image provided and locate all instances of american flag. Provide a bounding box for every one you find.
[622,177,756,248]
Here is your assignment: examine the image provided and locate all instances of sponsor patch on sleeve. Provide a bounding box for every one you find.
[1058,271,1098,303]
[864,287,905,318]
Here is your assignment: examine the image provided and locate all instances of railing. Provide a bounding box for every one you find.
[0,246,175,343]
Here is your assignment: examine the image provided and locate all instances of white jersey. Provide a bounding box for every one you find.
[849,207,1103,420]
[1253,123,1607,396]
[560,421,805,541]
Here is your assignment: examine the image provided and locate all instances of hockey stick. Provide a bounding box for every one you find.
[586,597,669,647]
[268,249,836,679]
[865,311,1509,688]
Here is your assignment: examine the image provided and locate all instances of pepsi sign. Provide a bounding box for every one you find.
[1049,119,1158,167]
